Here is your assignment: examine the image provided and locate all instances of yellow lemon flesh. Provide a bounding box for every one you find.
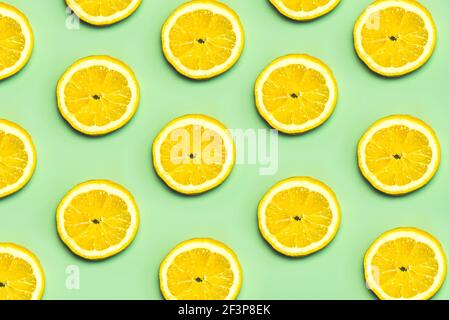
[57,56,140,135]
[0,3,33,80]
[159,238,242,300]
[358,115,440,195]
[65,0,142,26]
[0,119,36,198]
[354,0,436,77]
[270,0,340,20]
[152,114,235,195]
[365,228,446,300]
[0,243,45,300]
[258,177,340,256]
[255,54,338,134]
[56,180,139,260]
[162,0,244,79]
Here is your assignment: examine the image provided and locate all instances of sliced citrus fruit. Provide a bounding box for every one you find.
[57,55,140,136]
[255,54,338,134]
[365,227,446,300]
[354,0,436,77]
[0,119,36,198]
[159,238,242,300]
[152,114,235,195]
[0,243,45,300]
[56,180,139,260]
[269,0,340,21]
[0,3,33,80]
[258,177,340,256]
[162,0,244,79]
[65,0,142,26]
[358,115,440,195]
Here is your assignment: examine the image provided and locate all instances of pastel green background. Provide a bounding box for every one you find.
[1,0,448,300]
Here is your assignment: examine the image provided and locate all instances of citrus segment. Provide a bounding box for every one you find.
[162,0,244,79]
[159,238,242,300]
[153,115,235,194]
[365,228,446,300]
[258,177,340,256]
[56,180,139,260]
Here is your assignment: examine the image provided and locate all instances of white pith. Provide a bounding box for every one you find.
[0,245,43,300]
[365,230,446,300]
[256,56,337,132]
[160,240,241,300]
[57,182,139,258]
[0,5,33,77]
[359,117,439,193]
[354,0,435,75]
[66,0,141,23]
[162,1,243,78]
[153,117,235,193]
[271,0,339,18]
[57,57,138,134]
[0,121,35,195]
[259,179,340,255]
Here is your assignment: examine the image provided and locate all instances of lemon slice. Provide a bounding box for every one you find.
[159,238,242,300]
[66,0,142,26]
[152,114,235,195]
[354,0,436,77]
[255,54,338,134]
[365,227,446,300]
[258,177,340,256]
[162,0,244,79]
[270,0,340,21]
[0,119,36,198]
[56,180,139,260]
[358,115,440,195]
[57,55,140,136]
[0,243,45,300]
[0,3,33,80]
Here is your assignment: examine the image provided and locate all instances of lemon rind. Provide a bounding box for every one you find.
[354,0,437,77]
[161,0,245,80]
[152,114,235,195]
[56,55,140,136]
[0,243,45,300]
[358,115,440,195]
[65,0,142,26]
[0,3,34,80]
[255,54,338,134]
[56,180,140,260]
[159,238,242,300]
[0,119,36,198]
[258,177,341,257]
[269,0,341,21]
[364,227,447,300]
